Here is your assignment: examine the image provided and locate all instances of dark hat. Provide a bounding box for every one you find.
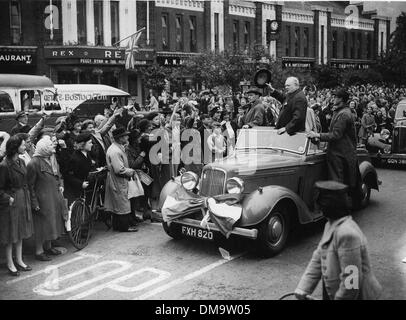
[146,111,159,121]
[254,69,272,88]
[112,127,130,139]
[138,119,151,133]
[209,107,220,117]
[75,132,93,144]
[314,180,350,210]
[15,111,28,120]
[334,89,350,103]
[245,87,262,96]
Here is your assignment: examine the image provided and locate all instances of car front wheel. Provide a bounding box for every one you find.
[257,206,291,258]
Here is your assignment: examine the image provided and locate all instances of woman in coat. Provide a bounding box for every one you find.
[64,133,95,205]
[27,136,65,261]
[0,135,34,276]
[295,181,382,300]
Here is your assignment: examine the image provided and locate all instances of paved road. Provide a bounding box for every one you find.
[1,168,405,300]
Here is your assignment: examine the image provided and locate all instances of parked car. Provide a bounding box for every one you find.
[158,128,379,257]
[368,99,406,167]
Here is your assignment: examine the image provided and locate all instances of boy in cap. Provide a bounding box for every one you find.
[295,180,382,300]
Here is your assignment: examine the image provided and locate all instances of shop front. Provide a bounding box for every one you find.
[43,46,154,105]
[0,46,37,75]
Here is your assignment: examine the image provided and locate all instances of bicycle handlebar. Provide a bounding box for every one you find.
[279,292,318,300]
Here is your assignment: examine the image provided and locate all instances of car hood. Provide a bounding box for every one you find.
[205,150,302,173]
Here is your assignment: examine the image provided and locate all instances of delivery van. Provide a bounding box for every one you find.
[54,84,130,119]
[0,74,62,133]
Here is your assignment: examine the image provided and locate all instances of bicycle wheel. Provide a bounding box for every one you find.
[68,199,92,250]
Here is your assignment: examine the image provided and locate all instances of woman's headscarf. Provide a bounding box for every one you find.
[33,136,59,176]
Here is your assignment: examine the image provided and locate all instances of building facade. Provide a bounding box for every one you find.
[0,0,392,105]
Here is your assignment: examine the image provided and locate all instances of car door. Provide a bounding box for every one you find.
[300,139,328,219]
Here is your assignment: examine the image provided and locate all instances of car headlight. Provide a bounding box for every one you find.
[181,171,199,191]
[226,177,245,194]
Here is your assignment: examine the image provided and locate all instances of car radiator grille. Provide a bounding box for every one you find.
[200,169,226,197]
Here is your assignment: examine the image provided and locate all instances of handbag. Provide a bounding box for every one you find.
[128,175,144,199]
[136,169,153,186]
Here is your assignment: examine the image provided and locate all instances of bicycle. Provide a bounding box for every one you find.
[67,167,109,250]
[279,292,318,300]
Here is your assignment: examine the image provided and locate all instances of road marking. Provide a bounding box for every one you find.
[33,260,131,296]
[67,267,171,300]
[134,252,246,300]
[6,252,101,285]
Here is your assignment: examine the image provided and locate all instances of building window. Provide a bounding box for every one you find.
[94,0,104,46]
[303,27,309,57]
[162,14,169,50]
[77,0,87,45]
[321,26,324,63]
[244,22,250,53]
[214,13,219,53]
[350,32,355,59]
[294,27,300,56]
[233,20,239,52]
[189,16,197,52]
[380,31,384,55]
[10,0,21,45]
[332,30,337,59]
[343,31,348,59]
[175,15,183,51]
[285,26,291,56]
[111,1,120,45]
[366,32,371,59]
[357,32,362,59]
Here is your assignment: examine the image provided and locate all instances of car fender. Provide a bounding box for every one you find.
[158,176,181,210]
[359,160,379,190]
[238,185,314,227]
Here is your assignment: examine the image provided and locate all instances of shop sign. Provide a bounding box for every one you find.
[330,62,370,69]
[157,56,186,66]
[0,50,36,66]
[282,61,313,69]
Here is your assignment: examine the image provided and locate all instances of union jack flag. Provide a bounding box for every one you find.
[125,30,143,70]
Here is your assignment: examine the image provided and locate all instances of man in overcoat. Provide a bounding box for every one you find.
[240,88,266,129]
[267,77,307,135]
[104,128,138,232]
[307,89,362,206]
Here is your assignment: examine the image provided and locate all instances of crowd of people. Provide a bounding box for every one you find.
[0,77,405,286]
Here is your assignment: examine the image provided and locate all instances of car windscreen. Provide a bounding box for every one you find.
[395,103,406,120]
[235,129,307,154]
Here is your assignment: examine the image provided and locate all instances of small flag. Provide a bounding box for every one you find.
[207,197,242,239]
[125,31,142,70]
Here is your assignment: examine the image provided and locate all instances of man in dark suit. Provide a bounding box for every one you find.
[307,89,362,207]
[267,77,307,135]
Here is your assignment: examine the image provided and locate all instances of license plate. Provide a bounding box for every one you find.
[181,226,214,241]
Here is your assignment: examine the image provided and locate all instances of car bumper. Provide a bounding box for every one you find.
[170,217,258,240]
[370,153,406,165]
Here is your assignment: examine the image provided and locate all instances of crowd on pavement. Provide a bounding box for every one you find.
[0,76,404,300]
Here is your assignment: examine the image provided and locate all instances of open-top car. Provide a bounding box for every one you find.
[368,98,406,167]
[158,128,379,257]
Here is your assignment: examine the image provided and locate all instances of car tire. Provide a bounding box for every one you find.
[257,205,291,258]
[162,221,183,240]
